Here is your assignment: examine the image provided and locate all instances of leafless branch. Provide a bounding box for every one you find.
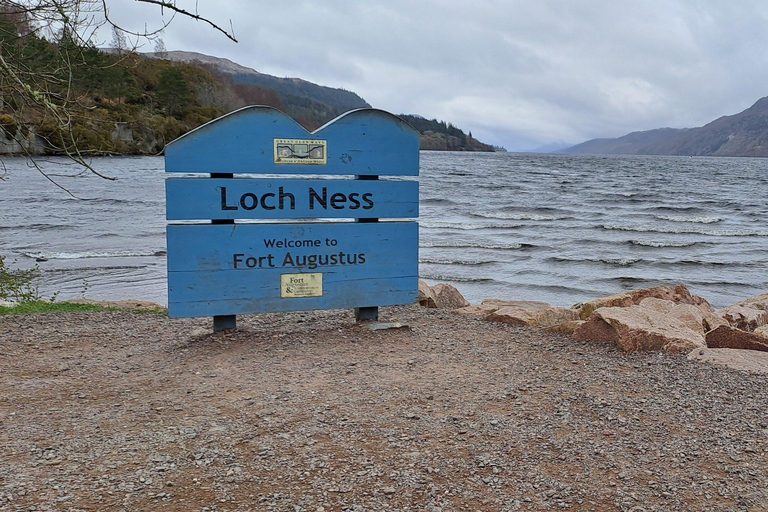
[0,0,238,187]
[115,0,237,42]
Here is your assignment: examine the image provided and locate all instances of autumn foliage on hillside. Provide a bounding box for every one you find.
[0,9,293,156]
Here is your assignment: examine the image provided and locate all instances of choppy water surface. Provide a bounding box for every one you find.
[1,153,766,308]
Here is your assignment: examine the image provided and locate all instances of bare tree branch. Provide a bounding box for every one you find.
[116,0,237,42]
[0,0,238,187]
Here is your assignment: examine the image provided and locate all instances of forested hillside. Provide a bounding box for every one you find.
[399,115,494,151]
[0,8,239,156]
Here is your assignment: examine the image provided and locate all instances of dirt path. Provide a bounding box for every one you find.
[2,305,767,511]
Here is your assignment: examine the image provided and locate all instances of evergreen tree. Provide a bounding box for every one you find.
[156,66,192,117]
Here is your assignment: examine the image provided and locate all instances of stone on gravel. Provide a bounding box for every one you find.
[418,280,437,308]
[543,320,585,335]
[484,301,579,328]
[706,324,768,352]
[454,304,498,317]
[431,283,470,309]
[418,282,469,309]
[364,322,410,331]
[688,347,768,374]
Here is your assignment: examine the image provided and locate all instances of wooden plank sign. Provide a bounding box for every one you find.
[166,179,418,220]
[165,106,419,321]
[166,222,417,317]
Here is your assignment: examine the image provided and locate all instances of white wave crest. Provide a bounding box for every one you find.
[24,250,166,260]
[472,211,563,221]
[419,258,493,266]
[420,221,521,230]
[420,241,525,250]
[654,214,722,224]
[602,224,767,236]
[630,240,698,248]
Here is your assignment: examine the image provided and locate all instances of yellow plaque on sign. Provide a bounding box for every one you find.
[281,273,323,298]
[274,139,327,165]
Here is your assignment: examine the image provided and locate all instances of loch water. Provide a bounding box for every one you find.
[1,152,766,309]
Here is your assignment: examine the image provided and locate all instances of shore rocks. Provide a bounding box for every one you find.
[435,281,768,357]
[417,281,469,309]
[432,283,470,308]
[687,347,768,374]
[417,280,437,308]
[485,301,579,328]
[578,284,713,320]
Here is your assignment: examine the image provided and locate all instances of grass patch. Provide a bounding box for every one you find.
[0,301,117,315]
[0,300,169,316]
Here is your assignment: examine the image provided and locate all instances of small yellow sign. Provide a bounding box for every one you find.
[281,273,323,298]
[274,139,327,165]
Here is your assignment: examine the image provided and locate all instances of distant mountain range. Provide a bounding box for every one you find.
[562,97,768,157]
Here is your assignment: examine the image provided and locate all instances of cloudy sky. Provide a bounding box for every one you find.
[105,0,768,151]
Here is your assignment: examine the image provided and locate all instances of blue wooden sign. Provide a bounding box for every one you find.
[165,106,419,323]
[166,178,418,220]
[165,106,419,176]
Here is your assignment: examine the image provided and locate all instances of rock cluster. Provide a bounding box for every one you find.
[419,281,768,357]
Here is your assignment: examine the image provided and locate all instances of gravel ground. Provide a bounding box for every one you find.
[2,304,768,512]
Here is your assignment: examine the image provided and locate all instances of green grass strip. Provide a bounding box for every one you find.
[0,301,117,315]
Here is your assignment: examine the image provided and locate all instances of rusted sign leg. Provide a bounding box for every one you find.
[212,172,237,332]
[355,307,378,322]
[355,174,379,322]
[213,315,237,332]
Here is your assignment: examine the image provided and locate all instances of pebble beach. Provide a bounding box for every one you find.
[3,304,768,511]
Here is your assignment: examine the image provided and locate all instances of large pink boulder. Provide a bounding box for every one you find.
[578,284,714,320]
[638,297,728,334]
[743,292,768,310]
[573,298,708,353]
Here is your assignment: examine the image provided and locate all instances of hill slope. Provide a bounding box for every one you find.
[145,51,370,131]
[563,97,768,157]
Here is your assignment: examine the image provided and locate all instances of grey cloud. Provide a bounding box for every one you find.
[105,0,768,150]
